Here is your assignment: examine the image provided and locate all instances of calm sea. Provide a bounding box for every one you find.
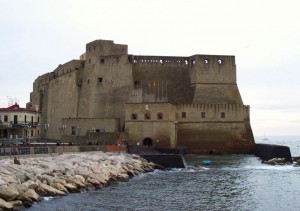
[27,136,300,211]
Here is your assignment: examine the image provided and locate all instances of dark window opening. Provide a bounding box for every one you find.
[100,59,105,63]
[201,112,205,118]
[131,114,137,120]
[157,113,163,120]
[182,112,186,118]
[89,59,91,64]
[71,126,76,135]
[221,112,225,118]
[94,46,96,50]
[87,79,90,84]
[4,115,8,122]
[134,80,141,89]
[143,138,153,146]
[145,113,151,120]
[89,47,91,52]
[98,78,103,83]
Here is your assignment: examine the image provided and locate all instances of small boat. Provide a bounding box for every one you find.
[202,160,212,165]
[262,132,268,141]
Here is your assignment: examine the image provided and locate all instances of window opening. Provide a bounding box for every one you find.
[221,112,225,118]
[182,112,186,118]
[201,112,205,118]
[157,113,163,120]
[145,113,151,120]
[131,114,137,120]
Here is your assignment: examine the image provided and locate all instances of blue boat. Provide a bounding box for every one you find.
[202,160,212,165]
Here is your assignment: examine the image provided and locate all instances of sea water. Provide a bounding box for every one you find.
[27,136,300,211]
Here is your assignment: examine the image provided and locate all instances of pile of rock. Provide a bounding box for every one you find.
[262,158,291,165]
[0,152,159,210]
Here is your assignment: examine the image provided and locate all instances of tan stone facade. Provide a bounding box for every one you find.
[28,39,255,153]
[0,104,41,142]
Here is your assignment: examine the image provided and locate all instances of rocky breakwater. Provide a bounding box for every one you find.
[0,152,159,210]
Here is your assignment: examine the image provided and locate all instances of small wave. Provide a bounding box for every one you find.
[42,196,55,201]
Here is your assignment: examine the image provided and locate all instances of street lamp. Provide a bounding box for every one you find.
[59,125,67,143]
[77,126,81,145]
[44,123,49,144]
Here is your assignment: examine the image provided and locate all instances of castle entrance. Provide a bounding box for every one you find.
[143,137,153,146]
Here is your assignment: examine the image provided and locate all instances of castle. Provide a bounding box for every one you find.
[28,39,255,153]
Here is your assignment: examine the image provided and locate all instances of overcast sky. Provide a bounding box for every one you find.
[0,0,299,136]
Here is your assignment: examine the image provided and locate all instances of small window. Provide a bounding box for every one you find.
[131,114,137,120]
[89,47,91,52]
[218,59,223,64]
[192,60,196,65]
[134,80,141,89]
[145,113,151,120]
[87,79,90,84]
[182,112,186,118]
[221,112,225,118]
[4,115,8,122]
[201,112,205,118]
[89,59,91,64]
[71,126,76,135]
[98,78,103,83]
[157,113,163,120]
[94,46,96,50]
[100,59,105,63]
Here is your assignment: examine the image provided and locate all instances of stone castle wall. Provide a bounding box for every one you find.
[28,39,255,153]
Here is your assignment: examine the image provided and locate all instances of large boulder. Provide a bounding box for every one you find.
[0,198,13,210]
[0,185,19,201]
[9,200,24,210]
[17,188,40,204]
[35,183,67,197]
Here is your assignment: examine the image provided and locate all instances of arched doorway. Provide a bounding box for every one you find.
[143,137,153,146]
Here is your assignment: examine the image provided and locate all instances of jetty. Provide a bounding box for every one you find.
[0,152,159,210]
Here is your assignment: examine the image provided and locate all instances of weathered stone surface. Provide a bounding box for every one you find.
[9,200,24,210]
[0,198,13,210]
[35,183,66,197]
[17,188,40,203]
[50,183,69,194]
[0,185,19,201]
[75,175,85,184]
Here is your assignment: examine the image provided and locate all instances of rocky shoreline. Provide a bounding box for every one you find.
[0,152,160,210]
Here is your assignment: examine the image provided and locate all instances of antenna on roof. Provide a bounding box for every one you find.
[6,96,13,106]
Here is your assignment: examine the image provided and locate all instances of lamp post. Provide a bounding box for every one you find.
[44,123,49,144]
[23,123,32,144]
[7,123,12,139]
[77,126,81,145]
[59,125,67,143]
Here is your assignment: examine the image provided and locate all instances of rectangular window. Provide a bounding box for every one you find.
[131,114,137,120]
[71,126,76,135]
[157,113,163,120]
[221,112,225,118]
[98,78,103,84]
[4,115,8,122]
[145,113,151,120]
[182,112,186,118]
[100,59,105,63]
[201,112,205,118]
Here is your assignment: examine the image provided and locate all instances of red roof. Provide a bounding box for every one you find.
[0,103,39,112]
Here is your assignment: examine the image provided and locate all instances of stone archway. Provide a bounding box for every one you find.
[143,137,153,146]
